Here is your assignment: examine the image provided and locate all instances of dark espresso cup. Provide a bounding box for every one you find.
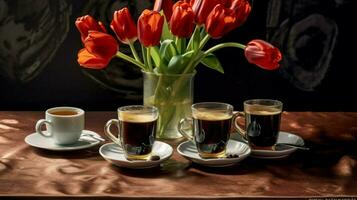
[104,105,158,160]
[178,102,235,158]
[235,99,283,150]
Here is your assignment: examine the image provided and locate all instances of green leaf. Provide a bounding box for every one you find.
[167,51,194,74]
[175,37,182,54]
[201,53,224,73]
[160,39,178,64]
[153,39,177,73]
[175,37,187,55]
[161,13,174,40]
[150,46,161,68]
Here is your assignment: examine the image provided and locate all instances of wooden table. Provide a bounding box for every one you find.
[1,111,357,199]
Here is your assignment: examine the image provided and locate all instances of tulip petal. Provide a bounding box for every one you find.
[77,48,111,69]
[111,8,137,44]
[205,0,251,38]
[170,1,195,38]
[232,0,251,27]
[193,0,221,25]
[84,31,118,59]
[75,15,107,43]
[244,39,282,70]
[138,10,164,47]
[154,0,174,20]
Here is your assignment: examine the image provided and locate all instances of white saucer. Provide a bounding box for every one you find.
[231,131,305,159]
[177,140,251,167]
[99,141,173,169]
[25,130,103,151]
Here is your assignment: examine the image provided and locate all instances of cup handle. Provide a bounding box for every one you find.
[35,119,52,137]
[104,119,122,147]
[233,111,248,141]
[178,117,194,142]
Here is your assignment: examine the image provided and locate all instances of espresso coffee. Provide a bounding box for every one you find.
[119,113,157,158]
[245,107,281,147]
[193,112,232,157]
[50,110,78,116]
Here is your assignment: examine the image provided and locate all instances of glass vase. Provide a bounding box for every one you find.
[143,71,195,139]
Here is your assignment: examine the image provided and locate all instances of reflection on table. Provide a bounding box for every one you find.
[0,111,357,198]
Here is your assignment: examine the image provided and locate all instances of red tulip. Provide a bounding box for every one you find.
[77,31,118,69]
[137,10,164,47]
[77,49,110,69]
[154,0,174,21]
[205,0,251,38]
[228,0,251,28]
[244,39,282,70]
[75,15,106,42]
[169,1,195,38]
[191,0,222,25]
[111,8,137,44]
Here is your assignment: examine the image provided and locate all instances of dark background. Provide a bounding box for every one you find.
[0,0,356,111]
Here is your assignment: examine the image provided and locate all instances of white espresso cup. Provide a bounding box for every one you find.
[35,107,85,145]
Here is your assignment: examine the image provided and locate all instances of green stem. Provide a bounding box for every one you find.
[204,42,246,55]
[141,45,148,68]
[175,36,182,54]
[146,47,153,72]
[183,35,211,74]
[182,55,198,74]
[191,42,247,70]
[116,52,146,70]
[153,75,163,102]
[186,25,200,51]
[147,73,192,138]
[129,42,142,63]
[181,38,187,54]
[199,34,210,49]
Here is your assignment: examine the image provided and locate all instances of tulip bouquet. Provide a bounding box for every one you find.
[75,0,282,138]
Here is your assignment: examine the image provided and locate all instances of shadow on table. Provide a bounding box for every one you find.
[292,141,357,179]
[189,162,256,175]
[32,145,101,159]
[109,151,318,177]
[110,159,192,179]
[186,157,299,175]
